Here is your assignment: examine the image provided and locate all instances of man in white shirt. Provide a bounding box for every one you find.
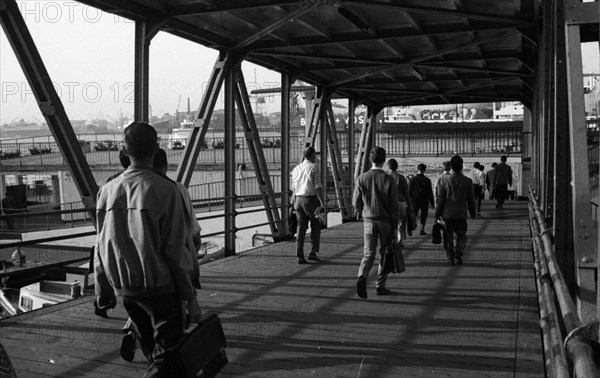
[471,162,485,212]
[291,147,327,264]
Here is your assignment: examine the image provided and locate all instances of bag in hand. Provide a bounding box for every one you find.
[431,221,443,244]
[383,242,406,274]
[170,313,228,378]
[288,207,298,236]
[315,207,327,229]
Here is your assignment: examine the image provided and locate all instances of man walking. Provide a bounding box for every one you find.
[493,155,513,209]
[353,147,400,298]
[387,159,409,246]
[471,162,485,212]
[291,147,327,264]
[408,163,435,235]
[435,155,476,266]
[94,122,201,376]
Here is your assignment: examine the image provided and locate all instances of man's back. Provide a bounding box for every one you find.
[435,172,476,220]
[353,169,399,225]
[409,174,434,206]
[494,162,512,185]
[96,166,194,299]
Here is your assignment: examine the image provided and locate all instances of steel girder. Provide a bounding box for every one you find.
[233,68,285,240]
[354,105,381,179]
[325,103,352,221]
[0,0,98,221]
[134,19,165,123]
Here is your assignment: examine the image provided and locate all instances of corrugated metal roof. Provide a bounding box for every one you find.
[78,0,539,108]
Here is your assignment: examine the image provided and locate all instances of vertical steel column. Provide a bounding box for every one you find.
[281,73,291,237]
[348,99,356,207]
[176,52,235,186]
[223,63,236,257]
[132,20,164,123]
[233,68,284,239]
[543,0,555,222]
[304,87,324,149]
[553,0,575,293]
[134,21,149,122]
[320,96,328,204]
[325,103,352,220]
[564,0,598,322]
[0,0,98,220]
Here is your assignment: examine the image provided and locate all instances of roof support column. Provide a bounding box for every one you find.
[233,68,284,241]
[223,59,236,257]
[564,0,598,323]
[280,73,291,237]
[348,99,356,218]
[133,19,164,123]
[355,105,381,178]
[0,0,98,221]
[553,0,575,296]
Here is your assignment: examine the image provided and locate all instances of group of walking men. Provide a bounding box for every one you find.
[291,145,512,299]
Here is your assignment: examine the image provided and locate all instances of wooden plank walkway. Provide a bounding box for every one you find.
[0,200,543,377]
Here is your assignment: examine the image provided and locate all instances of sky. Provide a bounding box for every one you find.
[0,1,283,124]
[0,1,599,125]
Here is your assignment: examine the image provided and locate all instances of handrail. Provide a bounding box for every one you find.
[528,185,600,378]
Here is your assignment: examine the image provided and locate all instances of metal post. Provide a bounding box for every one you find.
[564,0,598,322]
[0,0,98,221]
[325,102,352,221]
[553,0,575,294]
[134,21,149,122]
[224,62,236,257]
[281,73,291,237]
[348,99,356,217]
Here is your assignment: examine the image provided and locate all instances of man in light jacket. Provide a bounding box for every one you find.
[95,122,201,376]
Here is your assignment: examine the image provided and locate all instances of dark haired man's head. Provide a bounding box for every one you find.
[443,161,451,172]
[417,163,426,172]
[369,147,386,166]
[450,155,463,172]
[478,164,484,171]
[303,146,316,161]
[118,150,131,169]
[153,148,168,175]
[124,122,158,161]
[473,162,480,169]
[387,158,398,171]
[500,155,507,162]
[492,162,498,168]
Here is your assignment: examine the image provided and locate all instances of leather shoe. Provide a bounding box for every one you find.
[420,230,427,235]
[376,287,392,295]
[356,277,367,299]
[308,253,322,262]
[120,331,137,362]
[456,255,463,265]
[298,257,308,264]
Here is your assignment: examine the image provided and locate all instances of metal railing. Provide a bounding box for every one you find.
[528,186,600,378]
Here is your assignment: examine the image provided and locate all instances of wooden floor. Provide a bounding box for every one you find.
[0,200,543,377]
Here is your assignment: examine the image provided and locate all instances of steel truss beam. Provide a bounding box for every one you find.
[280,73,291,237]
[325,103,352,221]
[233,68,285,240]
[354,105,381,180]
[176,52,241,186]
[0,0,98,221]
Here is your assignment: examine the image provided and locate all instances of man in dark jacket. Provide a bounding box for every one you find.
[435,155,476,266]
[353,147,399,298]
[409,163,435,235]
[493,155,513,209]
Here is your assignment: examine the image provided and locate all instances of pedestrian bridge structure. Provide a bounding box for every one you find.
[0,0,599,377]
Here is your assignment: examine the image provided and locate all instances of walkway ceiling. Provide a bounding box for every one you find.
[79,0,542,108]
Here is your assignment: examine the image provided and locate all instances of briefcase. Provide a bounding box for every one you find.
[171,313,228,378]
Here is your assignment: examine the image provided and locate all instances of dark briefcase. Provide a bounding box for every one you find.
[171,313,228,378]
